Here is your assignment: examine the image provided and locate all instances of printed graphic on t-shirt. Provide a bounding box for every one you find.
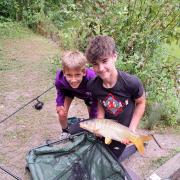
[100,93,128,115]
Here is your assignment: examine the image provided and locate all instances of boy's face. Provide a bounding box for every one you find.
[91,53,117,81]
[63,67,86,88]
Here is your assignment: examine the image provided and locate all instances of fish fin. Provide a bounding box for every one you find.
[131,135,152,155]
[105,137,112,144]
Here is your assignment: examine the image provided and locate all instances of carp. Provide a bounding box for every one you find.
[80,118,152,154]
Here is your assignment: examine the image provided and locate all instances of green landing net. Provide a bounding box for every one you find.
[26,133,131,180]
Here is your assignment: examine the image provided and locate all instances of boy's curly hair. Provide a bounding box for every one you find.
[85,35,116,63]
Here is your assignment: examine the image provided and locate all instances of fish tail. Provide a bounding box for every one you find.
[131,135,152,155]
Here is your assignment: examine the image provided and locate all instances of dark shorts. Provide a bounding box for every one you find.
[65,92,92,107]
[65,92,97,118]
[64,91,74,99]
[105,139,126,158]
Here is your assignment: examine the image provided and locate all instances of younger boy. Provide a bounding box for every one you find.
[85,35,146,158]
[55,51,97,137]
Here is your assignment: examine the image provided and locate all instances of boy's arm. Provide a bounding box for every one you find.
[56,87,65,107]
[121,93,145,145]
[94,101,104,137]
[55,76,65,107]
[97,101,105,119]
[129,92,146,132]
[55,70,66,106]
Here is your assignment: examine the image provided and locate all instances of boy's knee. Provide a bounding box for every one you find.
[57,110,67,119]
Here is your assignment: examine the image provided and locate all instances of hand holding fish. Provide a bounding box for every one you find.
[121,126,136,145]
[80,118,152,154]
[121,139,130,145]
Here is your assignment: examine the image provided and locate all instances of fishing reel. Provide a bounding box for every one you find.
[34,99,44,110]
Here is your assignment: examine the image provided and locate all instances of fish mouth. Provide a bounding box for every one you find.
[79,123,85,128]
[80,123,89,131]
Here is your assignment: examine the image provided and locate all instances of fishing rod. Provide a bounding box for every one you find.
[0,84,55,124]
[0,165,22,180]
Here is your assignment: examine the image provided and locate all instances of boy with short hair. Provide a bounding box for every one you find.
[55,51,97,137]
[85,35,146,158]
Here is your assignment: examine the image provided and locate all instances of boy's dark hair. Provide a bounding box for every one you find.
[85,35,116,63]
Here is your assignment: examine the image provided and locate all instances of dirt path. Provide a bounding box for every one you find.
[0,35,89,179]
[0,34,179,180]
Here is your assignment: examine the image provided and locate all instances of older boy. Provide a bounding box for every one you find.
[85,35,146,158]
[55,51,97,137]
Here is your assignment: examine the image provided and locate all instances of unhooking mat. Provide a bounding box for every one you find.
[26,133,132,180]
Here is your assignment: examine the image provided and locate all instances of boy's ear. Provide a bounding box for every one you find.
[62,68,65,75]
[114,52,117,59]
[82,68,86,76]
[113,53,118,62]
[62,67,67,75]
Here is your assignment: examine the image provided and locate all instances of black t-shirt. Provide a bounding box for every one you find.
[87,70,144,127]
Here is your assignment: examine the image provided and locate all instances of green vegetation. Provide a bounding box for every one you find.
[0,0,179,127]
[0,21,32,39]
[48,54,61,76]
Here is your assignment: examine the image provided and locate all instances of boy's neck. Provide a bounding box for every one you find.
[102,69,118,88]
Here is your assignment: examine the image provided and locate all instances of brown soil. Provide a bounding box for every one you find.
[0,34,179,180]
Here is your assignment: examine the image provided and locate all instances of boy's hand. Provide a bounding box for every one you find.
[121,139,130,145]
[121,127,136,145]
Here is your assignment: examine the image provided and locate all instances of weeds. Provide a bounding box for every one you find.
[48,54,61,77]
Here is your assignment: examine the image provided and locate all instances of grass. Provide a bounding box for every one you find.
[0,154,8,164]
[0,21,33,39]
[167,40,180,59]
[0,56,25,72]
[0,22,32,73]
[150,148,180,169]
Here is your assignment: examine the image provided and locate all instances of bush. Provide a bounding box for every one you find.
[98,1,179,126]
